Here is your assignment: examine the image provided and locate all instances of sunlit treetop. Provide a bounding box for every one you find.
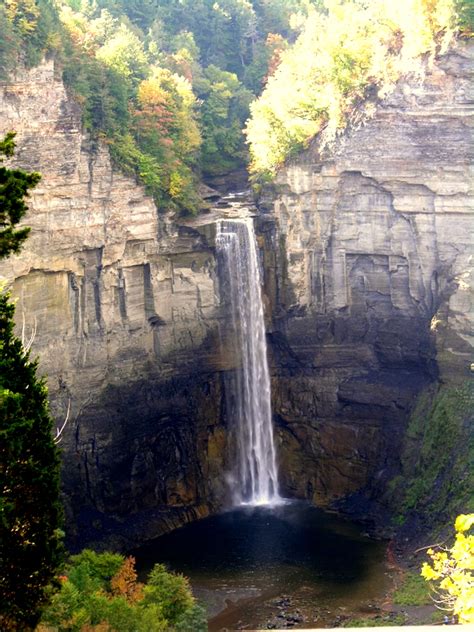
[421,513,474,624]
[245,0,460,178]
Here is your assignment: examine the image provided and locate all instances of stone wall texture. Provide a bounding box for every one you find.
[0,59,229,549]
[258,42,473,509]
[0,42,472,546]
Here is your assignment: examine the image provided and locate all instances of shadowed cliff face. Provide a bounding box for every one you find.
[0,44,471,547]
[258,43,473,512]
[0,60,231,549]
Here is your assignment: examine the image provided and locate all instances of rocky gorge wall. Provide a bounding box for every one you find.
[0,43,472,549]
[0,60,231,549]
[258,42,473,516]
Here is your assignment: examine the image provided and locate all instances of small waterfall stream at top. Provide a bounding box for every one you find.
[216,216,280,506]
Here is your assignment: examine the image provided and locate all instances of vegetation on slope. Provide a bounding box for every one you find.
[388,382,473,527]
[343,615,406,627]
[39,550,207,631]
[245,0,463,178]
[393,572,431,607]
[0,0,322,213]
[2,1,469,201]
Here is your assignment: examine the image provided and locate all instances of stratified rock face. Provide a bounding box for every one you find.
[0,44,472,546]
[0,60,229,549]
[259,43,473,508]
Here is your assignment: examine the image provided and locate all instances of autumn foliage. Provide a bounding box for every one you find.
[40,550,207,631]
[110,557,144,604]
[421,514,474,624]
[246,0,461,177]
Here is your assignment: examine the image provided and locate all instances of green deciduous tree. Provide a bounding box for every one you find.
[0,4,20,79]
[96,22,148,82]
[195,64,253,176]
[455,0,474,34]
[3,0,63,67]
[41,551,207,631]
[0,133,64,631]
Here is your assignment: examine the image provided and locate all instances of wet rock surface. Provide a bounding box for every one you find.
[0,43,472,548]
[258,43,473,514]
[266,597,305,628]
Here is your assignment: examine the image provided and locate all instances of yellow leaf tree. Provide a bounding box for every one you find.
[421,514,474,623]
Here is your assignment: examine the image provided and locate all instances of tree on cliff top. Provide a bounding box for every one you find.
[0,132,64,630]
[245,0,459,178]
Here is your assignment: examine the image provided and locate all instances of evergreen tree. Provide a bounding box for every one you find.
[0,133,64,630]
[0,132,40,257]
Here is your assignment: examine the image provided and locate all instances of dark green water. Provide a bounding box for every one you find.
[134,501,391,630]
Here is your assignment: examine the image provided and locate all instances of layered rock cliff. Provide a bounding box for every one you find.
[259,42,473,515]
[0,60,229,548]
[0,43,472,547]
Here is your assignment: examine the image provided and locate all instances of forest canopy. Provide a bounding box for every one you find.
[0,1,470,207]
[0,0,322,213]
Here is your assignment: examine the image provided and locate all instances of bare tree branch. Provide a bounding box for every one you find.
[21,311,37,353]
[54,398,71,445]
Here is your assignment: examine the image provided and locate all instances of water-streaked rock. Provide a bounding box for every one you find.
[258,42,473,510]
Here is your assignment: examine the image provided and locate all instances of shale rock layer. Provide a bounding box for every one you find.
[0,60,228,548]
[259,43,473,508]
[0,44,472,546]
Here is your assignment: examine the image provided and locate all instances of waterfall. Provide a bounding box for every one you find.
[216,218,280,506]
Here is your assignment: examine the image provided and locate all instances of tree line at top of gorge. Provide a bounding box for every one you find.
[0,0,471,215]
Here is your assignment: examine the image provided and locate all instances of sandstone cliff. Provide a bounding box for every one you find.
[258,42,473,514]
[0,59,229,548]
[0,43,472,547]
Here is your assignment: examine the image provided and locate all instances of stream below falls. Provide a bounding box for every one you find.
[134,500,393,630]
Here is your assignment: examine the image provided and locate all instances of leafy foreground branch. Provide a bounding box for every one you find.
[38,550,207,632]
[421,514,474,624]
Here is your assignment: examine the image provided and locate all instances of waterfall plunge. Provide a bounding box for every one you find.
[216,218,280,506]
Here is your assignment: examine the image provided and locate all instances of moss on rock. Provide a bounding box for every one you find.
[388,381,473,526]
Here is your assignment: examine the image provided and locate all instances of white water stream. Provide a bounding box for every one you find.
[216,218,280,506]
